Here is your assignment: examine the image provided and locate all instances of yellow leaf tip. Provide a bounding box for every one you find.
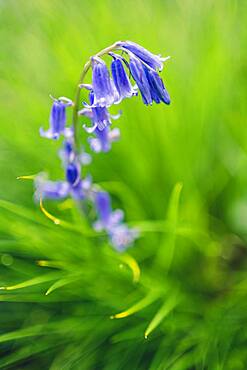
[110,312,128,319]
[120,254,141,284]
[39,197,61,225]
[37,260,45,266]
[112,312,129,319]
[16,175,36,180]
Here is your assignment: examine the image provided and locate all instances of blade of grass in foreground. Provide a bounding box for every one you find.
[144,290,180,338]
[111,290,160,319]
[118,253,141,283]
[155,182,183,272]
[0,199,97,237]
[0,272,60,291]
[45,275,81,296]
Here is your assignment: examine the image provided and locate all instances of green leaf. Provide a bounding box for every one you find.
[144,291,179,338]
[111,290,160,319]
[155,182,183,271]
[45,275,81,295]
[0,273,60,291]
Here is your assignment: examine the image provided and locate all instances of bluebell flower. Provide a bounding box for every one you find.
[79,91,121,132]
[94,192,124,231]
[94,191,139,251]
[59,139,91,167]
[110,55,137,100]
[35,145,91,202]
[91,57,120,107]
[144,66,170,105]
[117,40,167,71]
[66,162,81,186]
[89,127,120,153]
[129,56,153,105]
[35,171,92,201]
[129,56,170,106]
[34,174,69,200]
[109,224,139,252]
[40,96,73,140]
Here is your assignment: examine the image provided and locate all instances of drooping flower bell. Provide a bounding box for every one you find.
[34,174,69,200]
[65,161,92,200]
[40,96,73,140]
[93,191,138,251]
[129,56,170,105]
[80,91,121,152]
[93,191,124,231]
[35,168,92,202]
[91,57,120,107]
[89,126,120,153]
[143,65,170,105]
[117,40,166,71]
[109,224,139,252]
[35,140,92,202]
[129,56,153,105]
[110,54,137,100]
[79,91,121,133]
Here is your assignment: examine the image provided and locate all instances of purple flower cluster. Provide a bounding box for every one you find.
[94,192,139,252]
[35,41,170,251]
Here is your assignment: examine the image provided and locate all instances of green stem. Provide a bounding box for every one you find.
[72,42,119,151]
[72,61,91,150]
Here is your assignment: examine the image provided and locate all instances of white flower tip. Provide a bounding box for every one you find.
[83,123,97,133]
[79,83,92,90]
[162,56,171,62]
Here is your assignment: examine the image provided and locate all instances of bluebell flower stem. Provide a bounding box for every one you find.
[72,61,91,150]
[72,42,119,151]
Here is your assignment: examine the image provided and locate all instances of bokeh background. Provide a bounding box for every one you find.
[0,0,247,369]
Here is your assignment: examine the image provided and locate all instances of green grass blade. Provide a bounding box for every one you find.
[144,291,179,338]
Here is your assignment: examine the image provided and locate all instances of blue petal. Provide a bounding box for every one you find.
[93,106,111,131]
[70,180,86,200]
[84,92,112,131]
[144,67,170,105]
[91,57,120,107]
[117,41,164,71]
[90,127,110,152]
[95,191,112,226]
[111,58,137,99]
[66,163,80,186]
[109,224,139,252]
[39,127,60,140]
[64,140,74,156]
[59,139,76,166]
[108,209,124,228]
[40,98,71,140]
[35,176,69,200]
[129,57,152,105]
[89,127,120,153]
[50,101,66,133]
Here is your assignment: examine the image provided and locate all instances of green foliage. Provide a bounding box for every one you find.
[0,0,247,368]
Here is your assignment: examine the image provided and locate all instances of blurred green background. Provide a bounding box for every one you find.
[0,0,247,369]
